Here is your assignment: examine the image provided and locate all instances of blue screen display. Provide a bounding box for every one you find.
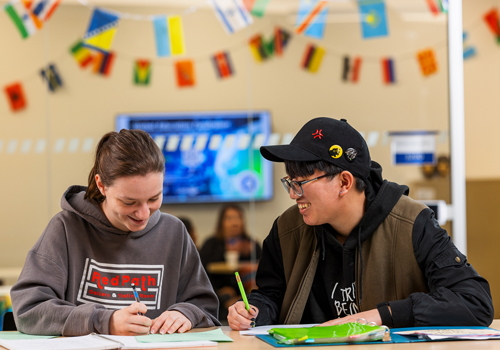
[116,111,273,203]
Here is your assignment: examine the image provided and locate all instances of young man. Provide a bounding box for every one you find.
[227,117,493,330]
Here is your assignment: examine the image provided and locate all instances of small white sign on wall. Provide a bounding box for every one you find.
[389,131,437,166]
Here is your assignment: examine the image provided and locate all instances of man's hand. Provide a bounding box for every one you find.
[227,301,258,330]
[150,310,192,334]
[319,309,382,327]
[109,302,152,335]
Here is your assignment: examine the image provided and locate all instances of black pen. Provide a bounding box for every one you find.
[131,283,143,315]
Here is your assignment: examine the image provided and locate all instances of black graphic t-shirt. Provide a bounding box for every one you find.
[300,225,359,323]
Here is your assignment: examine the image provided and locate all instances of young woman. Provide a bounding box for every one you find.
[11,129,220,336]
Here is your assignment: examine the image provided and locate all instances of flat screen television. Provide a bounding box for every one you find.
[116,110,273,204]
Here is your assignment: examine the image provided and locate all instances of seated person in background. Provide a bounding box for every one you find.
[199,204,262,320]
[228,117,494,330]
[11,129,220,336]
[178,216,198,247]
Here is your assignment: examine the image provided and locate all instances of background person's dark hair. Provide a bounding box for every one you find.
[285,160,367,193]
[85,129,165,203]
[214,203,249,240]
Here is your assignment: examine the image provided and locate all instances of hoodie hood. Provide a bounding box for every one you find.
[61,185,161,238]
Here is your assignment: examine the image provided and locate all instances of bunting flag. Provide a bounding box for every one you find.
[152,15,186,57]
[342,56,362,82]
[4,1,40,39]
[463,32,476,60]
[70,40,94,68]
[83,8,119,52]
[243,0,271,18]
[175,60,196,87]
[211,51,234,79]
[275,27,291,56]
[93,51,115,76]
[417,49,438,76]
[208,0,253,34]
[382,58,395,84]
[40,64,62,92]
[27,0,61,22]
[425,0,448,15]
[134,60,151,85]
[483,9,500,44]
[295,0,329,39]
[358,0,389,39]
[249,35,273,62]
[4,82,27,112]
[301,44,325,73]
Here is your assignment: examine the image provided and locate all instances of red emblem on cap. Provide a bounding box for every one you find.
[312,129,323,139]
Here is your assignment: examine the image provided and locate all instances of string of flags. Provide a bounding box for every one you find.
[4,0,60,39]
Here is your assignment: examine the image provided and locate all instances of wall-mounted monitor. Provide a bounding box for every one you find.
[116,110,273,204]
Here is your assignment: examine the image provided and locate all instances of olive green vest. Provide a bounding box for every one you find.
[277,195,429,324]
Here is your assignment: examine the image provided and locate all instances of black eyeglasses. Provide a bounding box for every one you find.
[280,173,339,197]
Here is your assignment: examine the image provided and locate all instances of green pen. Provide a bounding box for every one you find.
[235,272,250,311]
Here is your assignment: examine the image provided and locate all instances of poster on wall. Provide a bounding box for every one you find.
[389,131,437,165]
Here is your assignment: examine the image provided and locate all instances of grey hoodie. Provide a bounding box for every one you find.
[11,185,220,336]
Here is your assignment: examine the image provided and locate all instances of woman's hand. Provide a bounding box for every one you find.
[150,310,192,334]
[318,309,382,327]
[227,301,259,330]
[109,302,152,335]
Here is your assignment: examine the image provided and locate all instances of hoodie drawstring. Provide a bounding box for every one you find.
[358,226,363,308]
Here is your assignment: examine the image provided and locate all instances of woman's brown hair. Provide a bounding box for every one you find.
[214,203,249,240]
[84,129,165,203]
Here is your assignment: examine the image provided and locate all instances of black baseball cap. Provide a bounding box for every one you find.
[260,117,371,180]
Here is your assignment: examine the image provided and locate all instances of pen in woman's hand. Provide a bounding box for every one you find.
[131,283,144,316]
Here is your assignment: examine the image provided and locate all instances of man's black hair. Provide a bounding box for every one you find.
[284,160,367,193]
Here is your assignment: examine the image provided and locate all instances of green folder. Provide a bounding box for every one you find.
[268,322,387,345]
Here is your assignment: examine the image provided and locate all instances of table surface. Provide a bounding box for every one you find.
[2,321,500,349]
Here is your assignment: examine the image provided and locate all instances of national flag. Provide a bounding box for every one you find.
[4,82,27,111]
[249,35,273,62]
[243,0,270,18]
[417,49,438,76]
[4,1,39,39]
[483,9,500,43]
[28,0,61,22]
[358,0,389,39]
[208,0,253,34]
[301,44,325,73]
[70,40,94,68]
[83,8,120,52]
[381,58,395,84]
[93,51,115,76]
[425,0,448,15]
[152,15,185,57]
[462,32,476,60]
[134,60,151,85]
[175,60,195,87]
[274,27,291,56]
[295,0,329,39]
[40,64,62,92]
[342,56,362,82]
[212,51,234,79]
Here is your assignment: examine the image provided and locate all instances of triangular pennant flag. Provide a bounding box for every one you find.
[4,1,39,39]
[175,60,196,87]
[301,44,325,73]
[208,0,253,34]
[28,0,61,22]
[417,49,438,76]
[134,60,151,85]
[382,58,395,84]
[40,64,62,92]
[462,32,476,60]
[93,51,115,76]
[358,0,389,39]
[83,8,119,52]
[274,27,291,56]
[70,40,94,68]
[211,51,234,79]
[295,0,329,39]
[152,15,186,57]
[342,56,362,82]
[4,82,27,112]
[483,9,500,44]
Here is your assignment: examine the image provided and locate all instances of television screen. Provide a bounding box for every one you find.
[116,111,273,203]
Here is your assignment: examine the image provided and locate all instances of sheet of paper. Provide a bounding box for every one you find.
[0,332,56,340]
[102,335,217,349]
[0,334,114,350]
[395,329,500,336]
[239,323,319,336]
[136,328,233,343]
